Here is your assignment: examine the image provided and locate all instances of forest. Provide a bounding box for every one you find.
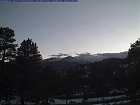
[0,27,140,105]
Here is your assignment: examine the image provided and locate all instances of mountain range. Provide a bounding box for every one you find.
[41,51,128,70]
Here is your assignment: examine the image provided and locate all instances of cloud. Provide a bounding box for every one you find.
[49,51,128,62]
[74,51,128,62]
[49,53,70,58]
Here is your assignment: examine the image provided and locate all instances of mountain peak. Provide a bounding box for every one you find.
[61,56,77,62]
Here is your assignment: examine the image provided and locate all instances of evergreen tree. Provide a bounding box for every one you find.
[126,38,140,96]
[0,27,17,73]
[16,38,42,105]
[127,38,140,63]
[0,27,17,105]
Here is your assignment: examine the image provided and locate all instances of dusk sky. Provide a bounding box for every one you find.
[0,0,139,59]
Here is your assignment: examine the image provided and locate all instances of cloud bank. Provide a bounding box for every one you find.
[49,53,70,58]
[75,51,128,62]
[49,51,128,62]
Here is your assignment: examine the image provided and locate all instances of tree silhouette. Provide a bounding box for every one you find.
[0,27,17,66]
[126,38,140,97]
[0,27,17,105]
[16,38,42,105]
[127,38,140,63]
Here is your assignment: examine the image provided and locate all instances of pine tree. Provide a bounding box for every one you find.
[127,38,140,63]
[16,38,42,105]
[0,27,17,105]
[127,38,140,96]
[0,27,17,74]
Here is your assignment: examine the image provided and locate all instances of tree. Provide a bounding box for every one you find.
[16,38,42,105]
[0,27,17,66]
[126,38,140,97]
[127,38,140,63]
[0,27,17,105]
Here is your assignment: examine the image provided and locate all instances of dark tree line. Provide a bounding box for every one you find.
[56,39,140,102]
[0,27,140,105]
[0,27,60,105]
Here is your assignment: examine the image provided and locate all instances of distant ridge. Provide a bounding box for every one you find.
[41,51,128,70]
[75,51,127,62]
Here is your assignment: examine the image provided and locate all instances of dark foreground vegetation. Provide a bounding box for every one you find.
[0,27,140,105]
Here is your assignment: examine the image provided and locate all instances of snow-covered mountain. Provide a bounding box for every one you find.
[60,56,77,62]
[41,56,88,70]
[41,51,128,70]
[42,56,88,63]
[75,51,128,62]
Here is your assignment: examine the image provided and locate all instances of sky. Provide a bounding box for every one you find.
[0,0,140,59]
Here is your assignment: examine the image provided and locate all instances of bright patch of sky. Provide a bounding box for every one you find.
[0,0,139,59]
